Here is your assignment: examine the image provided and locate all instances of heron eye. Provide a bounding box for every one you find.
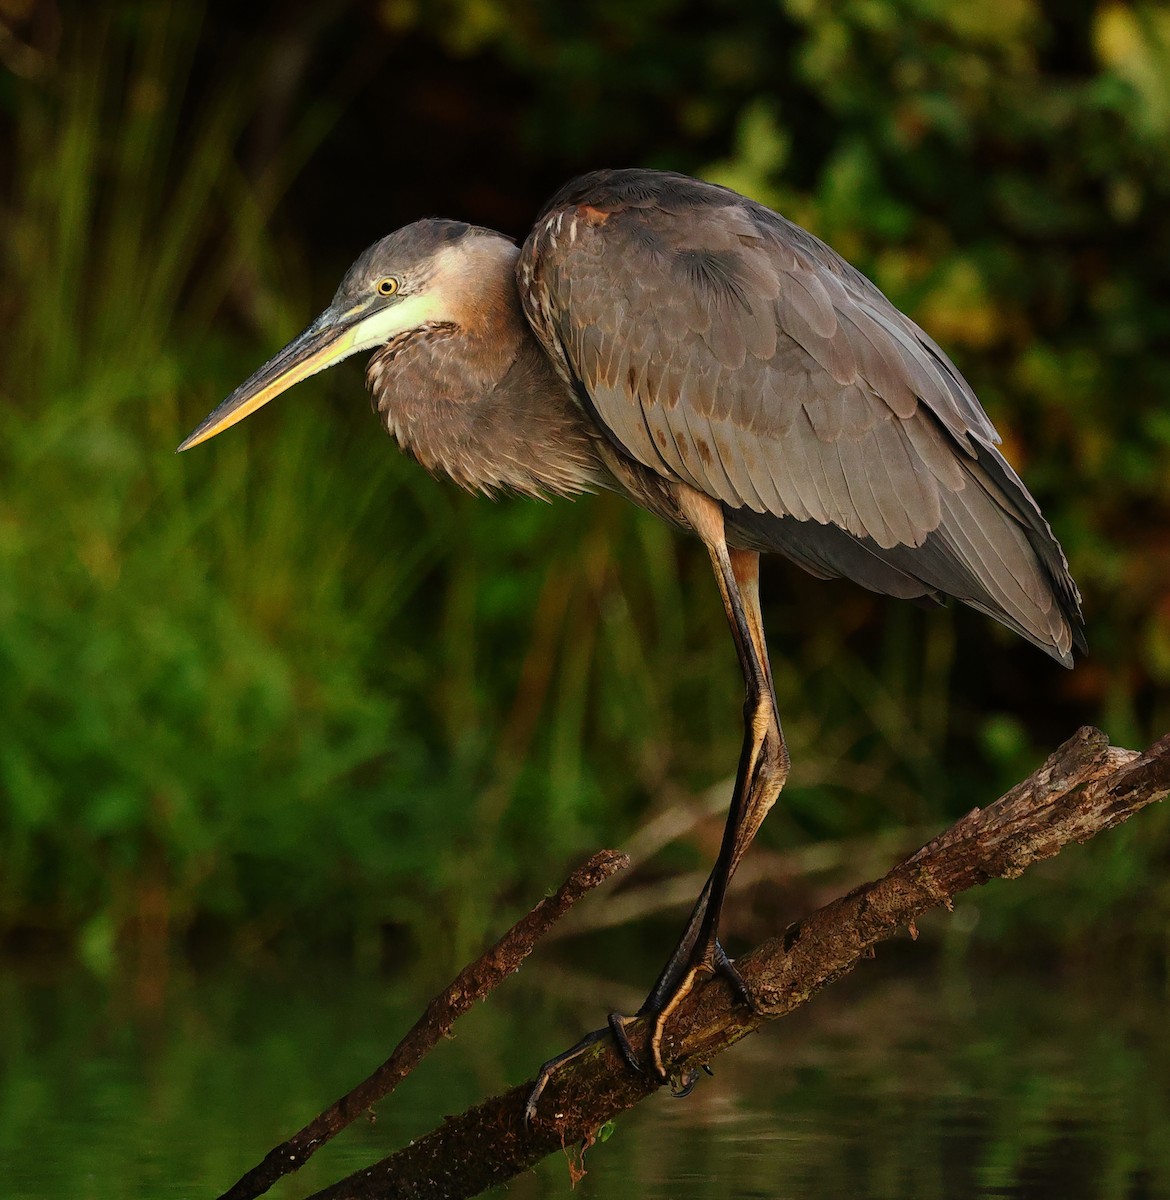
[376,276,400,297]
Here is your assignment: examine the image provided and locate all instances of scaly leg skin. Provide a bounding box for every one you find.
[644,717,786,1079]
[523,492,789,1122]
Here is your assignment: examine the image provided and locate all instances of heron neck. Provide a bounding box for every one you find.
[365,281,608,499]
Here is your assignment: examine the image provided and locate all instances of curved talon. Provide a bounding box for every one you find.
[670,1068,700,1098]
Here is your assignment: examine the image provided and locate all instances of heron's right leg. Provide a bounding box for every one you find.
[613,497,789,1080]
[525,497,788,1118]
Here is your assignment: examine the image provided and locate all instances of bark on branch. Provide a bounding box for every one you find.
[292,726,1170,1200]
[217,850,630,1200]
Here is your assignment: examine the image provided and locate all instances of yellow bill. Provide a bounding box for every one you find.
[178,290,445,452]
[177,310,362,452]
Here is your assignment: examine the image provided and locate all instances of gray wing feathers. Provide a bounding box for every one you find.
[524,203,964,544]
[520,171,1083,662]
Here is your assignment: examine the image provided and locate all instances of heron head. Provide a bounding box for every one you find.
[178,219,508,451]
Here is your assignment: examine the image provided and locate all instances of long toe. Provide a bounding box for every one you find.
[523,932,748,1122]
[607,1010,646,1073]
[648,961,713,1081]
[638,943,758,1085]
[713,941,764,1013]
[524,1009,660,1125]
[524,1026,614,1126]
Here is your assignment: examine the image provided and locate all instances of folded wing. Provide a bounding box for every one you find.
[518,169,1084,664]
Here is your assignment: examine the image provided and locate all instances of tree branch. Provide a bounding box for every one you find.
[216,849,630,1200]
[296,726,1170,1200]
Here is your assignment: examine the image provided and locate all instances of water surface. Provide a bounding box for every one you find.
[2,956,1167,1198]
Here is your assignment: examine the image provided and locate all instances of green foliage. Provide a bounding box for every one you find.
[2,0,1169,967]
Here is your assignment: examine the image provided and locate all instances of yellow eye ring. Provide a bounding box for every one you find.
[377,277,400,297]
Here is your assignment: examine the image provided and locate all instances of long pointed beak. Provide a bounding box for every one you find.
[178,308,362,452]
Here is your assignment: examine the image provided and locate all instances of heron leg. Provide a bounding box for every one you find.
[637,492,788,1079]
[524,494,788,1120]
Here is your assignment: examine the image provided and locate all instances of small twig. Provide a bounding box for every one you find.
[550,829,933,939]
[216,849,629,1200]
[297,726,1170,1200]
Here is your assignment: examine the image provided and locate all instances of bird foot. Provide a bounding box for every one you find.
[524,944,758,1123]
[522,1009,695,1126]
[643,942,759,1081]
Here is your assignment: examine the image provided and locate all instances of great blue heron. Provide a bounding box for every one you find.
[180,168,1084,1095]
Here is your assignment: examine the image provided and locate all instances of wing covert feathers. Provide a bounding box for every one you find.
[519,169,1084,663]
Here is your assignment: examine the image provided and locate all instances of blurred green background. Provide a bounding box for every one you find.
[2,0,1169,982]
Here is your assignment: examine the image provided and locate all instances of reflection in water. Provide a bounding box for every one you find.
[1,958,1167,1198]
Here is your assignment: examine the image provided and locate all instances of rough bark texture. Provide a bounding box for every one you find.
[217,850,630,1200]
[294,727,1170,1200]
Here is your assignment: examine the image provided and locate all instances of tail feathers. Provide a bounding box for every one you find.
[968,444,1086,657]
[726,451,1085,666]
